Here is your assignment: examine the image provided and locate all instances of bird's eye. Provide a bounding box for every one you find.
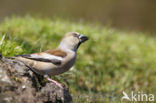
[73,33,79,38]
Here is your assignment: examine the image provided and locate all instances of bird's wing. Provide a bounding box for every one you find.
[44,48,67,58]
[16,52,63,65]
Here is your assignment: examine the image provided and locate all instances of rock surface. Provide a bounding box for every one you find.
[0,58,72,103]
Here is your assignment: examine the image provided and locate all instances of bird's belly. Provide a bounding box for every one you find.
[33,59,75,75]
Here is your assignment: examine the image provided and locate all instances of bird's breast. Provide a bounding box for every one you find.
[45,52,76,75]
[57,53,76,74]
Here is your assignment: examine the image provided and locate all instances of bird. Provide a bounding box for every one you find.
[15,32,88,89]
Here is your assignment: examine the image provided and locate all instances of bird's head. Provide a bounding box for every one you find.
[58,32,88,51]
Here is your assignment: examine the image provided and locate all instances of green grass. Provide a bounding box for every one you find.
[0,16,156,103]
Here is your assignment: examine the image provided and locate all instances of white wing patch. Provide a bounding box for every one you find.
[31,53,63,61]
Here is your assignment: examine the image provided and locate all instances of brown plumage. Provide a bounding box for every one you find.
[44,49,67,58]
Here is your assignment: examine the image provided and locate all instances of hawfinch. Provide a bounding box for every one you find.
[15,32,88,88]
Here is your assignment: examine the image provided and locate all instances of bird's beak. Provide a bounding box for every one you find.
[79,34,89,43]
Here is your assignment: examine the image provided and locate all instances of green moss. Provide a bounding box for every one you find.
[0,16,156,103]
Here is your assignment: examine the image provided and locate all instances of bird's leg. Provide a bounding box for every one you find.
[44,75,63,89]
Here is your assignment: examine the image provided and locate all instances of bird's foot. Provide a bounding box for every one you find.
[44,75,63,89]
[48,78,64,89]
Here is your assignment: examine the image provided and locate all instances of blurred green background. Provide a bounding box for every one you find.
[0,0,156,33]
[0,0,156,103]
